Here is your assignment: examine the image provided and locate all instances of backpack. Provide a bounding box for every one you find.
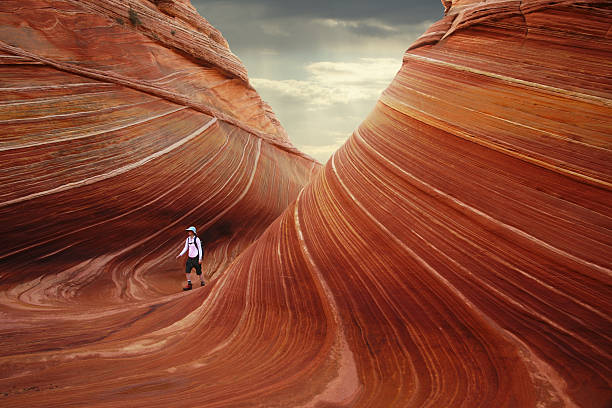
[188,235,199,257]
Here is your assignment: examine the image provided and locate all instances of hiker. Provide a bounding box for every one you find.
[176,226,204,290]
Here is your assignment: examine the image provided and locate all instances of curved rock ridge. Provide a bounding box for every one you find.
[1,1,611,407]
[0,0,319,299]
[210,2,612,402]
[0,0,309,155]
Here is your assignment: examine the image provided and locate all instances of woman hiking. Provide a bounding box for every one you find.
[176,226,205,290]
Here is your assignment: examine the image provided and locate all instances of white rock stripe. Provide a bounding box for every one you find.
[0,100,152,125]
[353,127,611,276]
[378,95,612,189]
[196,137,263,233]
[174,138,263,355]
[0,40,318,163]
[403,53,612,107]
[62,133,231,258]
[346,127,610,324]
[96,134,261,294]
[348,128,612,356]
[0,83,115,91]
[0,125,232,262]
[293,191,361,407]
[386,77,610,152]
[330,146,581,406]
[0,90,117,106]
[0,106,187,151]
[0,117,218,208]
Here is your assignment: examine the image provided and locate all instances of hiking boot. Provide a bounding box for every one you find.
[183,282,192,291]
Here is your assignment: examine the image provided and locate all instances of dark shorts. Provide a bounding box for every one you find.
[185,256,202,275]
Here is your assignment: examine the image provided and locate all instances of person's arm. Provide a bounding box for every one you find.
[197,237,203,263]
[177,238,188,258]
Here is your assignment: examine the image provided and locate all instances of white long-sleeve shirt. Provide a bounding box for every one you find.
[178,236,202,261]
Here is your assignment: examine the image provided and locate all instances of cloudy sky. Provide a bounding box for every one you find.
[192,0,444,163]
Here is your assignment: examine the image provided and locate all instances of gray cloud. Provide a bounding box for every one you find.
[193,0,443,25]
[194,3,434,70]
[313,18,400,38]
[189,0,441,162]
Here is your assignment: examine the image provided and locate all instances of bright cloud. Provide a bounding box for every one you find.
[297,136,348,157]
[313,18,398,35]
[191,1,442,163]
[260,23,290,36]
[307,58,399,85]
[251,57,399,107]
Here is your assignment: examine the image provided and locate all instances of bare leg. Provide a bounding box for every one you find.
[198,261,205,285]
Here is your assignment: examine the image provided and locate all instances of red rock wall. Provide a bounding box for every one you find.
[0,0,610,407]
[0,0,319,303]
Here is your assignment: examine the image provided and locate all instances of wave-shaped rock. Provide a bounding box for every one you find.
[0,0,610,407]
[0,0,319,293]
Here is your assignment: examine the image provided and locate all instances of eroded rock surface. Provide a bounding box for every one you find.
[0,0,610,407]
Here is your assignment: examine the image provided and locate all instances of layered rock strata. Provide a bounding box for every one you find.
[0,0,610,407]
[0,0,319,292]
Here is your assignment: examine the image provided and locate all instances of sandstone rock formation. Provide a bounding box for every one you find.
[0,0,610,407]
[0,0,319,288]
